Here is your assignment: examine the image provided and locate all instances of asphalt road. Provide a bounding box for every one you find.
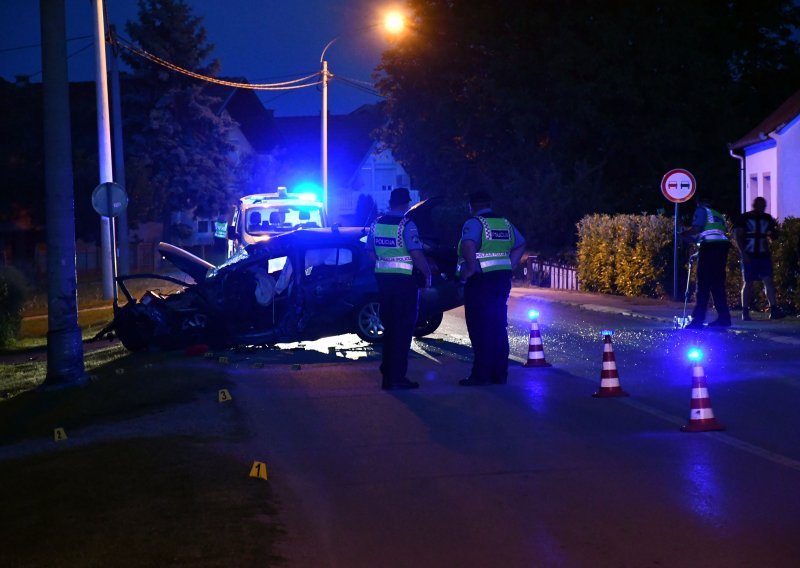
[223,293,800,567]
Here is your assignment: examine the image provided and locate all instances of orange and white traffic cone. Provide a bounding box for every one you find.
[524,310,552,368]
[592,331,628,397]
[681,361,725,432]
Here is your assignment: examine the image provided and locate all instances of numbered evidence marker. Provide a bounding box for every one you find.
[218,389,232,403]
[53,427,67,441]
[249,461,268,480]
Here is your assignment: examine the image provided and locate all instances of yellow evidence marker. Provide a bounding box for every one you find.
[218,389,232,403]
[53,427,67,441]
[249,461,268,480]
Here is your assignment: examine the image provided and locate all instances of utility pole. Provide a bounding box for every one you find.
[41,0,86,387]
[92,0,117,299]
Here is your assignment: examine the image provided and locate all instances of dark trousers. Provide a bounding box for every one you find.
[464,270,512,381]
[377,274,419,383]
[692,241,731,323]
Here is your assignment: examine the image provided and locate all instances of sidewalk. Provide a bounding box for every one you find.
[510,285,800,342]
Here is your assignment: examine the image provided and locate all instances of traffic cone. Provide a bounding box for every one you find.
[524,317,552,368]
[592,332,628,397]
[681,362,725,432]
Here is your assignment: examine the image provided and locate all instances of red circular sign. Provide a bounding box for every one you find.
[661,169,696,203]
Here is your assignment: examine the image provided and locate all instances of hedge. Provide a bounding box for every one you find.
[576,214,673,297]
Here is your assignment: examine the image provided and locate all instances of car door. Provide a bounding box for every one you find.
[297,246,359,338]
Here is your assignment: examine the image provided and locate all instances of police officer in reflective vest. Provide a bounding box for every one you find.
[682,196,732,328]
[367,188,432,390]
[458,191,526,386]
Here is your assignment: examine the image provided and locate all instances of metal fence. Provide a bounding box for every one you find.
[523,255,580,290]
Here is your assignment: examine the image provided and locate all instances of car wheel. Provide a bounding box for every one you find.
[413,311,444,338]
[354,296,384,343]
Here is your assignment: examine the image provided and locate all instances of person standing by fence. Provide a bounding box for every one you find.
[457,191,526,386]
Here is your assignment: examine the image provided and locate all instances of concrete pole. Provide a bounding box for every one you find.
[91,0,116,299]
[41,0,86,386]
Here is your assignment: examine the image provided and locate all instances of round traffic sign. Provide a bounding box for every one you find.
[661,169,696,203]
[91,182,128,217]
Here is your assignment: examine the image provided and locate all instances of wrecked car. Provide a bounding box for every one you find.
[108,202,463,351]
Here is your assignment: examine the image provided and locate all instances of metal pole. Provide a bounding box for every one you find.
[673,202,679,301]
[321,59,329,218]
[109,25,129,276]
[91,0,116,299]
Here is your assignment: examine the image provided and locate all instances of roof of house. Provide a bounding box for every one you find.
[730,88,800,150]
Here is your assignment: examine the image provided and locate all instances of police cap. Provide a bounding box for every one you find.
[389,187,412,206]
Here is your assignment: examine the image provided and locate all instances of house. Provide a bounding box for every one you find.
[729,89,800,219]
[250,103,415,225]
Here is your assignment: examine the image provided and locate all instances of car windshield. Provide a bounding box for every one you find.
[245,205,323,235]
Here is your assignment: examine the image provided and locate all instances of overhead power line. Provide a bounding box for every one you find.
[114,36,323,91]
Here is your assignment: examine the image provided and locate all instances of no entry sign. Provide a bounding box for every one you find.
[661,169,696,203]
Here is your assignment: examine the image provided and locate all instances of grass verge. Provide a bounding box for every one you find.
[0,350,285,567]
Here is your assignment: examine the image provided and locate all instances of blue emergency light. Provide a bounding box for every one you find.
[687,348,704,363]
[528,309,540,321]
[601,330,614,337]
[292,181,322,201]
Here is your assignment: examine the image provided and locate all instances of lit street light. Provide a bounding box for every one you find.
[319,10,406,218]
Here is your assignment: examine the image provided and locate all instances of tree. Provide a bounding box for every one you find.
[376,1,800,253]
[122,0,243,232]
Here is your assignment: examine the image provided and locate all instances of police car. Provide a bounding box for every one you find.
[227,189,326,253]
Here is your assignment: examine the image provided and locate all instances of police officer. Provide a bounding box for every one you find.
[367,188,432,390]
[458,191,526,386]
[682,196,732,328]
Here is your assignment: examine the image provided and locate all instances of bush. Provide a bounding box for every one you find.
[0,266,29,347]
[773,217,800,313]
[577,213,673,297]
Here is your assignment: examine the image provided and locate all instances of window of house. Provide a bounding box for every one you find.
[763,174,772,209]
[750,175,759,199]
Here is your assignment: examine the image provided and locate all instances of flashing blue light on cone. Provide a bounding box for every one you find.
[681,347,724,432]
[524,310,551,367]
[687,348,704,363]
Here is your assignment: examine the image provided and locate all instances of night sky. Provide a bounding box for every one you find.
[0,0,398,116]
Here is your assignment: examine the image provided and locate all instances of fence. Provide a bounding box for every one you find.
[523,255,580,290]
[31,242,161,276]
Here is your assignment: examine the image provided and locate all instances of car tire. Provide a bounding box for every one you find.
[354,296,384,343]
[413,311,444,338]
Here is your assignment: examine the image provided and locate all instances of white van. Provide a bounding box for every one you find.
[228,191,326,253]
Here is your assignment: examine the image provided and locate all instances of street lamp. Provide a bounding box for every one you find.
[319,10,406,219]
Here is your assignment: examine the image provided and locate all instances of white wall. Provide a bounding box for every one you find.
[775,115,800,221]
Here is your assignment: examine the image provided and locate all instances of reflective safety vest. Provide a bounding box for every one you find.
[458,215,514,273]
[698,208,728,245]
[214,221,228,239]
[373,217,413,275]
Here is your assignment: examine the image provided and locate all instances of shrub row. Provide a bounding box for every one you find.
[576,214,673,297]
